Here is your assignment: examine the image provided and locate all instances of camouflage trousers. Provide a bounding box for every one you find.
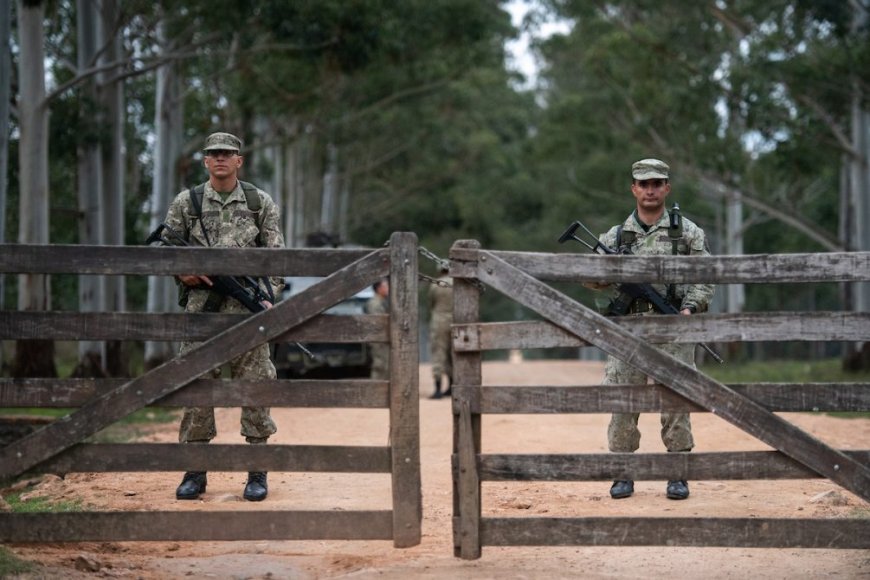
[177,291,278,443]
[369,344,390,381]
[604,341,695,453]
[429,315,453,379]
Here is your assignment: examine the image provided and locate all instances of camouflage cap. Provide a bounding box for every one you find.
[632,158,669,180]
[203,132,242,153]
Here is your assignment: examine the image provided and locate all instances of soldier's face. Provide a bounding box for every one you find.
[204,150,243,179]
[631,179,670,210]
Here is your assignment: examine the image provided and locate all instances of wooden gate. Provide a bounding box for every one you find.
[449,240,870,558]
[0,232,421,546]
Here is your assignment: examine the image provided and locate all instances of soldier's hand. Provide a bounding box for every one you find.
[179,274,213,287]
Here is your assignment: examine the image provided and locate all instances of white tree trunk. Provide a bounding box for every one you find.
[0,0,11,371]
[144,18,182,367]
[99,0,126,374]
[848,3,870,314]
[725,190,745,313]
[320,142,338,233]
[16,0,50,311]
[76,0,106,367]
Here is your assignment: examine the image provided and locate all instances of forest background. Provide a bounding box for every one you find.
[1,0,869,376]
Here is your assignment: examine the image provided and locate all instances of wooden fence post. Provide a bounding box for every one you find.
[388,232,422,547]
[450,240,483,559]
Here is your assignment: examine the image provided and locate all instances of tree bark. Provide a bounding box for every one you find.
[74,0,107,376]
[144,16,181,368]
[99,0,127,376]
[14,0,56,378]
[0,0,11,373]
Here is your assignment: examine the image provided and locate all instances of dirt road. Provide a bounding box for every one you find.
[6,360,869,578]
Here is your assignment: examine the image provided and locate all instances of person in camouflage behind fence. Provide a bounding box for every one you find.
[366,278,390,380]
[164,131,285,502]
[428,265,454,399]
[589,158,714,501]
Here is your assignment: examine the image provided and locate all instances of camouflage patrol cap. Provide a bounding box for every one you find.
[632,158,669,180]
[203,132,242,153]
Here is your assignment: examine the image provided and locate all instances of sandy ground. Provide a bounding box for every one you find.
[4,360,870,579]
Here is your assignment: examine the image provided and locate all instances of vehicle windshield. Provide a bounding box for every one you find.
[282,276,374,315]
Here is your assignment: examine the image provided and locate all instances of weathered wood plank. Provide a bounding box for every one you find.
[0,378,390,408]
[458,399,481,560]
[33,443,391,474]
[387,232,422,548]
[453,314,870,351]
[0,511,393,542]
[451,384,870,414]
[480,517,870,548]
[473,249,870,502]
[451,240,484,559]
[450,248,870,284]
[0,244,370,276]
[0,311,388,342]
[473,451,870,481]
[0,249,390,480]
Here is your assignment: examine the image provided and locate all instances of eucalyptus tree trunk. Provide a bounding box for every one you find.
[840,2,870,369]
[0,0,11,372]
[100,0,126,375]
[724,190,745,313]
[847,88,870,313]
[14,0,56,377]
[320,142,338,234]
[74,0,106,376]
[144,18,182,369]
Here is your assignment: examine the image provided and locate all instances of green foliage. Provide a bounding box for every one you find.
[0,546,35,577]
[6,0,868,340]
[3,491,84,513]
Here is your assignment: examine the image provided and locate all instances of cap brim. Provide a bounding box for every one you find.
[633,171,668,180]
[203,146,240,152]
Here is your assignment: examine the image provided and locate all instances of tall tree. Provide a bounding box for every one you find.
[73,0,106,376]
[0,0,11,372]
[14,0,56,377]
[99,0,127,375]
[144,13,183,369]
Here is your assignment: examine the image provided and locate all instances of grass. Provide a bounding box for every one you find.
[0,546,35,577]
[703,357,870,383]
[703,358,870,419]
[3,490,84,513]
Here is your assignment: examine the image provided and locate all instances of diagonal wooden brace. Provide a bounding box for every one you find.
[0,249,389,480]
[473,249,870,502]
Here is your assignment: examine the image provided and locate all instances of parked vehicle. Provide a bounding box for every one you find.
[272,277,374,379]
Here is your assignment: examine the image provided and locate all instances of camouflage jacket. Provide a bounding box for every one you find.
[598,209,714,312]
[164,180,285,298]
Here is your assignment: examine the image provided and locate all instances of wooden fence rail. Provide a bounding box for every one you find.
[450,242,870,559]
[0,233,421,547]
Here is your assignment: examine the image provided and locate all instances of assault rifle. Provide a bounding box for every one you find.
[558,220,723,363]
[145,223,316,360]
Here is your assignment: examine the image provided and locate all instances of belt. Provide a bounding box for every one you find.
[629,299,656,314]
[628,298,681,314]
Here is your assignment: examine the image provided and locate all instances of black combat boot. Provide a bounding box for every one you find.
[243,472,268,501]
[666,479,689,500]
[176,471,207,500]
[429,377,443,399]
[609,480,634,499]
[442,376,452,398]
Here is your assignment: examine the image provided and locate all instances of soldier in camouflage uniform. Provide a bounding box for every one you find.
[592,158,714,501]
[167,132,285,502]
[366,279,390,380]
[428,266,453,399]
